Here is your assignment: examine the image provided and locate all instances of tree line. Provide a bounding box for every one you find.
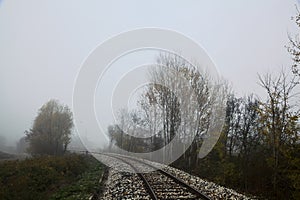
[107,14,300,198]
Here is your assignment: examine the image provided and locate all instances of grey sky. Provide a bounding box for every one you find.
[0,0,298,145]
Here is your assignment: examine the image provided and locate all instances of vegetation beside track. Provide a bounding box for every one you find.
[0,153,104,200]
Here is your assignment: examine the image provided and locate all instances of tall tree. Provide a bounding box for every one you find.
[223,95,261,190]
[141,53,227,166]
[26,100,73,156]
[258,71,299,199]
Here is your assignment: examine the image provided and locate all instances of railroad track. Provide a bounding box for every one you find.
[101,153,211,200]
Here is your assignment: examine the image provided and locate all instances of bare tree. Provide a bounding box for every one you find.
[258,70,300,198]
[287,7,300,78]
[141,53,227,166]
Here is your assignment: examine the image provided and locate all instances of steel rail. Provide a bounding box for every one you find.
[102,154,158,200]
[102,153,211,200]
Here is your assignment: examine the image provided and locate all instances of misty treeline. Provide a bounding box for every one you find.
[23,100,74,156]
[108,53,299,198]
[108,54,227,160]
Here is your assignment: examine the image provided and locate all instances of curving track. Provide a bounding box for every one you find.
[102,153,211,200]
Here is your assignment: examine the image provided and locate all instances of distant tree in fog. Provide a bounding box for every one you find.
[25,100,73,156]
[16,136,29,154]
[0,135,6,148]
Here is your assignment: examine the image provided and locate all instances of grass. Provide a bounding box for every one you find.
[49,157,104,200]
[0,153,104,200]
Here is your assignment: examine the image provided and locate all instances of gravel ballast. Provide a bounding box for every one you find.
[99,154,255,200]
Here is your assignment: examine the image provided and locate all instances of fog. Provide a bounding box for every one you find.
[0,0,298,151]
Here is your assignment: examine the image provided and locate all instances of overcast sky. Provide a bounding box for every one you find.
[0,0,299,145]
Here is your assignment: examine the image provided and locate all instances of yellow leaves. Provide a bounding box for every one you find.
[27,100,73,156]
[290,115,299,121]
